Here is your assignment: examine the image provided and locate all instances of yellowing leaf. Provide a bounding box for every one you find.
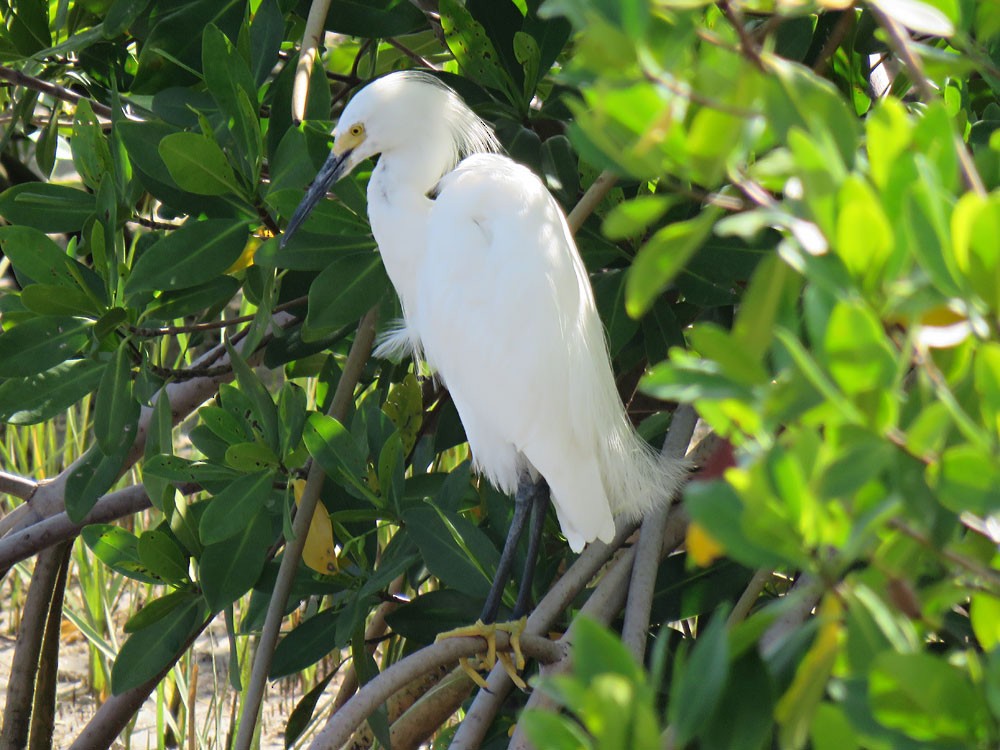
[687,521,725,567]
[293,479,338,575]
[226,232,266,274]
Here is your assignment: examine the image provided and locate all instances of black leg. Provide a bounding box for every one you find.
[514,480,549,617]
[479,474,534,624]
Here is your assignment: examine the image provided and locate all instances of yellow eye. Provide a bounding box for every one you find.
[349,124,364,137]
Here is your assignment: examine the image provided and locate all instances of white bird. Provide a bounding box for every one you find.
[283,71,686,631]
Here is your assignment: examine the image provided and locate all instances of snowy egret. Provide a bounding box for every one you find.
[283,71,687,666]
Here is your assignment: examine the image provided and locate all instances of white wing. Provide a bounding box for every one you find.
[415,154,682,551]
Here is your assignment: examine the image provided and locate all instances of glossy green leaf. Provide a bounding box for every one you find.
[401,505,499,599]
[94,343,140,456]
[626,209,718,318]
[304,252,389,340]
[82,524,161,584]
[65,442,128,522]
[303,413,365,485]
[158,132,243,196]
[224,340,279,448]
[126,220,249,296]
[0,183,96,233]
[669,609,730,743]
[869,651,987,743]
[137,529,190,585]
[111,595,205,694]
[198,470,276,545]
[933,444,1000,515]
[0,359,103,425]
[199,510,272,612]
[0,316,93,378]
[271,607,343,679]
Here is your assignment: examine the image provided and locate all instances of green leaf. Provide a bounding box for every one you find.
[822,300,897,396]
[224,340,279,448]
[0,359,104,425]
[158,132,243,196]
[401,505,499,599]
[111,594,205,694]
[199,510,272,612]
[602,195,672,240]
[65,443,128,522]
[304,252,388,340]
[199,471,276,545]
[669,609,730,744]
[72,99,115,191]
[520,710,592,750]
[224,442,280,472]
[625,209,718,318]
[932,444,1000,515]
[143,276,241,322]
[302,413,366,486]
[0,316,94,378]
[143,454,239,484]
[440,0,520,103]
[82,525,162,584]
[126,219,249,296]
[20,284,99,317]
[0,226,100,292]
[94,343,140,456]
[320,0,425,37]
[971,593,1000,651]
[198,405,252,445]
[271,607,344,679]
[0,182,96,233]
[284,671,339,747]
[137,529,190,585]
[869,651,987,743]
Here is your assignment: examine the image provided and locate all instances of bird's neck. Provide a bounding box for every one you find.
[367,154,440,316]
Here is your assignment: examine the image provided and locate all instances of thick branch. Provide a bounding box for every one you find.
[306,633,563,749]
[0,484,151,570]
[567,170,616,233]
[0,471,38,501]
[0,546,66,748]
[622,405,697,660]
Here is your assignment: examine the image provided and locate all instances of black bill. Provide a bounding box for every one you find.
[281,148,353,248]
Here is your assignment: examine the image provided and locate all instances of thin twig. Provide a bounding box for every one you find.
[718,0,766,71]
[0,65,114,118]
[868,5,986,196]
[131,296,308,337]
[726,568,773,626]
[566,170,617,233]
[889,519,1000,588]
[812,8,857,76]
[386,38,437,69]
[234,307,379,750]
[0,471,38,501]
[759,574,821,658]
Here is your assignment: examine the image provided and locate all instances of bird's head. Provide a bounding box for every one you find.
[281,71,500,246]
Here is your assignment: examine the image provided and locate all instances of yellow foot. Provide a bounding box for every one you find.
[436,617,529,690]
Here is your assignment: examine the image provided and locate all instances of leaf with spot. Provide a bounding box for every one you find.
[82,525,162,584]
[0,316,94,379]
[440,0,520,105]
[0,359,105,425]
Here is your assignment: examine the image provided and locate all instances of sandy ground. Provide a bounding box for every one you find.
[0,602,326,750]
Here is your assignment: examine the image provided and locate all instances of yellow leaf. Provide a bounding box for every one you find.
[687,521,725,567]
[225,230,268,274]
[293,478,338,575]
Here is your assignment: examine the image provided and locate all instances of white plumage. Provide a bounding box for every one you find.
[297,71,686,552]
